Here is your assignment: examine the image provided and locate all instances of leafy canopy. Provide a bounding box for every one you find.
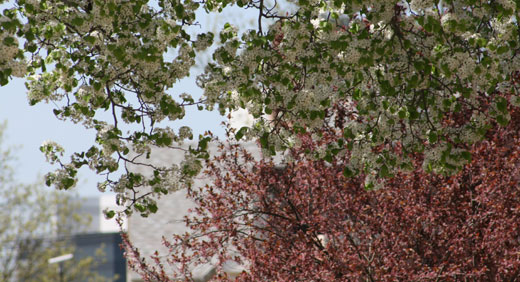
[1,0,520,214]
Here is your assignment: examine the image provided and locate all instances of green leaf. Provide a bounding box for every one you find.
[428,131,438,143]
[343,128,354,139]
[105,210,116,219]
[496,97,508,113]
[71,17,84,26]
[497,45,509,55]
[398,109,407,119]
[135,203,146,212]
[260,132,269,148]
[175,4,185,17]
[198,136,210,151]
[148,203,158,213]
[61,177,75,189]
[497,115,509,126]
[343,166,354,177]
[379,164,390,177]
[235,126,248,141]
[3,36,15,45]
[27,43,37,53]
[461,151,472,161]
[85,35,96,44]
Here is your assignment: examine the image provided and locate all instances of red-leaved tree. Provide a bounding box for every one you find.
[123,104,520,281]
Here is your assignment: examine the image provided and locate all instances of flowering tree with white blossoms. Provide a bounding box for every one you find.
[1,0,520,215]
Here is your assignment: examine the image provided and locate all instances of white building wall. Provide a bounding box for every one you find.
[126,142,261,282]
[76,194,126,234]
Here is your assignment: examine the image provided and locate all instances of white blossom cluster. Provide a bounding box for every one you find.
[200,0,520,178]
[0,24,25,78]
[96,123,123,156]
[180,153,203,179]
[0,32,18,60]
[40,140,64,165]
[44,166,78,190]
[178,126,193,140]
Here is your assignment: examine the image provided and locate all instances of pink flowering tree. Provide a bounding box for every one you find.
[123,94,520,280]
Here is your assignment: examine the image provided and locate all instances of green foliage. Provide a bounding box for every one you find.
[1,0,520,214]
